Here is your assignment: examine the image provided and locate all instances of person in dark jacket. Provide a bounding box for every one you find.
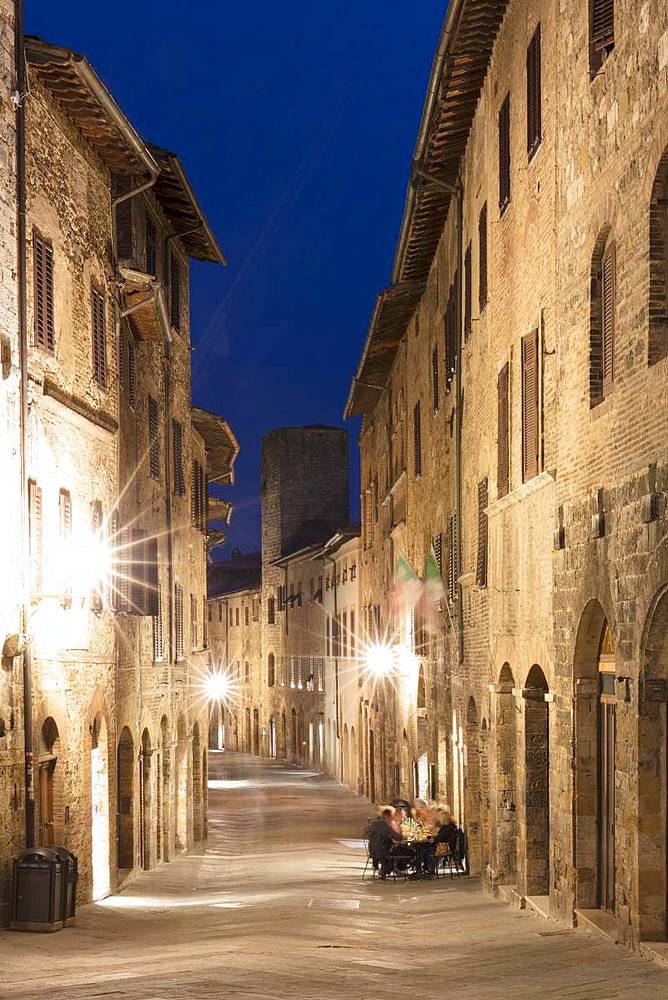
[368,808,402,879]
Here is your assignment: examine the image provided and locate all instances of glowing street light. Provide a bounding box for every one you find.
[205,670,231,702]
[365,643,395,678]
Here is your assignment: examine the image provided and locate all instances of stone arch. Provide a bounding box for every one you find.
[573,599,616,912]
[159,715,170,862]
[117,726,135,870]
[175,715,189,851]
[90,712,111,898]
[649,144,668,365]
[192,723,203,842]
[522,664,550,896]
[638,585,668,938]
[140,727,153,869]
[494,663,518,883]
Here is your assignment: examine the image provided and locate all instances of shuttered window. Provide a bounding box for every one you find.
[497,362,510,498]
[267,596,275,625]
[499,93,511,214]
[464,242,472,340]
[447,512,458,603]
[127,335,136,407]
[149,396,160,480]
[479,203,488,312]
[191,459,207,532]
[413,401,422,478]
[476,478,489,588]
[170,252,182,332]
[90,501,104,611]
[433,533,443,574]
[33,230,55,351]
[590,0,614,73]
[91,286,107,388]
[114,528,158,616]
[172,419,185,495]
[191,593,198,649]
[444,280,457,392]
[175,585,184,660]
[146,213,157,277]
[153,584,164,662]
[521,329,540,482]
[116,194,133,260]
[432,347,439,412]
[601,242,615,395]
[527,24,542,159]
[29,480,43,595]
[59,489,72,608]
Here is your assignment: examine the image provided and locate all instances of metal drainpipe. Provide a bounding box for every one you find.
[322,553,341,780]
[15,0,34,848]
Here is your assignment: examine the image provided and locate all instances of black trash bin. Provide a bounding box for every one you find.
[52,846,78,926]
[10,848,64,932]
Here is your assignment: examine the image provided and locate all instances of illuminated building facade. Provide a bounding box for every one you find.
[0,27,236,922]
[347,0,668,951]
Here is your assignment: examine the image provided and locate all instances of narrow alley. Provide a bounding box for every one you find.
[3,754,668,1000]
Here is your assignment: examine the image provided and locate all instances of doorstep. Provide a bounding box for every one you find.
[498,884,525,909]
[525,895,550,920]
[639,942,668,970]
[575,908,620,943]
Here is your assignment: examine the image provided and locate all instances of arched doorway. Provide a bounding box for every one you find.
[38,717,64,848]
[494,664,518,884]
[268,717,277,758]
[574,600,616,912]
[523,665,550,897]
[452,710,465,828]
[117,727,135,870]
[140,728,152,870]
[350,725,357,791]
[480,718,491,874]
[342,724,349,785]
[192,723,203,842]
[252,709,260,756]
[281,710,287,758]
[90,715,110,899]
[297,706,305,760]
[639,586,668,938]
[245,708,251,753]
[159,716,170,862]
[290,709,297,757]
[465,697,481,876]
[175,716,189,851]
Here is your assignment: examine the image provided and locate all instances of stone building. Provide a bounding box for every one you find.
[0,29,236,921]
[346,0,668,951]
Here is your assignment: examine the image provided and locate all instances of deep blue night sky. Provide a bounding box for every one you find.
[27,1,444,554]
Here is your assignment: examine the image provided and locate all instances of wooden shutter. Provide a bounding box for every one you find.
[499,93,511,213]
[464,242,472,340]
[170,253,181,331]
[432,347,439,412]
[478,203,488,311]
[433,533,443,574]
[191,593,197,648]
[521,329,540,482]
[497,362,510,498]
[413,401,421,478]
[447,512,458,603]
[33,230,55,351]
[602,242,615,393]
[89,500,104,611]
[116,196,133,260]
[172,419,185,494]
[191,459,199,527]
[153,584,163,662]
[476,478,489,587]
[175,585,184,660]
[29,480,43,595]
[592,0,614,52]
[127,336,137,407]
[200,463,208,533]
[527,24,542,158]
[145,213,157,277]
[149,396,160,480]
[91,286,107,388]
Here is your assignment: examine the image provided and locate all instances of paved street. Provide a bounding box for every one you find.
[3,753,668,1000]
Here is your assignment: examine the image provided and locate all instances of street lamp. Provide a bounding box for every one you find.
[365,642,395,678]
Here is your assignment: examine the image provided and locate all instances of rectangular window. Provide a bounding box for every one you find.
[290,656,296,688]
[170,252,182,332]
[590,0,614,74]
[478,203,488,312]
[497,362,510,498]
[114,529,158,616]
[59,489,72,608]
[527,24,542,159]
[91,286,107,388]
[521,330,540,482]
[203,601,208,648]
[413,401,421,479]
[33,229,55,351]
[476,478,489,588]
[245,606,249,626]
[218,602,223,623]
[191,593,198,649]
[432,346,439,412]
[602,242,616,395]
[499,93,511,214]
[175,584,184,661]
[127,335,137,407]
[350,609,355,660]
[235,606,240,626]
[153,585,164,662]
[267,596,275,625]
[29,479,43,596]
[342,610,348,659]
[245,661,250,685]
[146,213,157,277]
[172,419,185,495]
[317,657,324,693]
[444,280,457,392]
[149,397,160,480]
[464,242,472,340]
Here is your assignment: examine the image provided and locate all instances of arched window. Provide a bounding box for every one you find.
[267,652,275,687]
[590,227,616,406]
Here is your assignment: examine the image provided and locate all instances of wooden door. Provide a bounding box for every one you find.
[39,760,55,846]
[598,700,616,911]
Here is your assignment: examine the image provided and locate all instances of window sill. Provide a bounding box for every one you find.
[485,469,555,518]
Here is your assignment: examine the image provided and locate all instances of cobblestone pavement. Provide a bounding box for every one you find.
[3,752,668,1000]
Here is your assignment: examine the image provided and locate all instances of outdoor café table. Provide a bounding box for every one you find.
[399,836,435,876]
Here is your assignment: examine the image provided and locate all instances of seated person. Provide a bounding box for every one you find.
[390,806,406,838]
[434,807,459,852]
[368,807,402,879]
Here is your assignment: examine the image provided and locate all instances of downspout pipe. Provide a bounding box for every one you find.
[16,0,34,848]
